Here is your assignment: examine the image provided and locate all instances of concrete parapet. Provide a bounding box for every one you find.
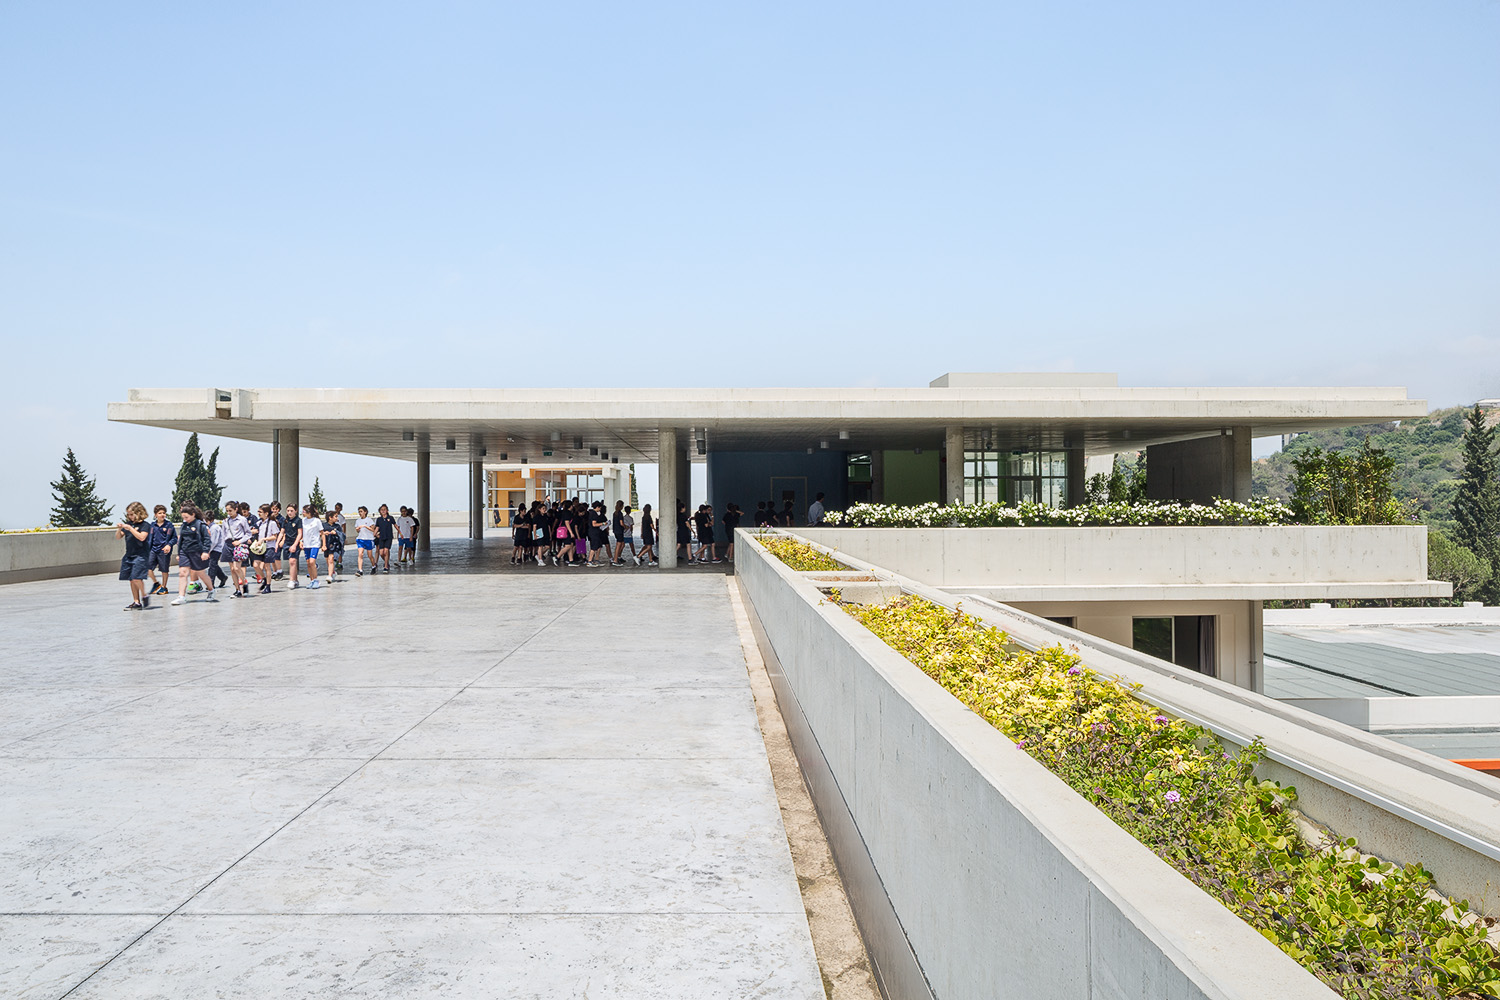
[736,529,1339,1000]
[0,528,119,585]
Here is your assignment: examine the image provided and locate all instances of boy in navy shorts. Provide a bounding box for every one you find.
[147,504,176,595]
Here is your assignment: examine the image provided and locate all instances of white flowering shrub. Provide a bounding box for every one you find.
[822,498,1295,528]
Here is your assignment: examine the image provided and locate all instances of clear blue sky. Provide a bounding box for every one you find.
[2,1,1497,527]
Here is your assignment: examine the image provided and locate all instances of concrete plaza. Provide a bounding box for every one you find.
[0,543,822,998]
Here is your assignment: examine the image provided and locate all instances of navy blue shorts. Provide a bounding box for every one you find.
[119,554,149,581]
[149,549,171,573]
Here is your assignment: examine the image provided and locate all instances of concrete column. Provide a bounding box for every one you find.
[871,450,885,503]
[416,450,431,553]
[1248,600,1265,694]
[275,429,300,510]
[675,445,691,511]
[1229,425,1253,502]
[1146,427,1255,504]
[604,469,620,510]
[524,473,537,506]
[944,425,964,506]
[658,427,679,569]
[1065,447,1086,508]
[468,461,484,540]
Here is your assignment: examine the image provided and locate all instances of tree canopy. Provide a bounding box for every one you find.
[49,448,112,527]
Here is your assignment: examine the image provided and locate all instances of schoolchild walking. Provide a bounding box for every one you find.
[299,505,324,589]
[224,502,252,597]
[723,503,742,562]
[395,507,415,565]
[255,504,280,594]
[116,502,152,610]
[638,504,657,566]
[282,503,303,589]
[147,504,176,595]
[320,511,343,583]
[171,504,217,605]
[353,506,376,575]
[205,510,229,590]
[374,504,396,571]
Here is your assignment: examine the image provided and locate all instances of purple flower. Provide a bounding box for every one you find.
[1067,666,1083,676]
[1015,740,1026,749]
[1153,715,1169,725]
[1164,790,1181,804]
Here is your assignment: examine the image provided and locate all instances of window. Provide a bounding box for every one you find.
[962,449,1069,507]
[1132,616,1217,676]
[847,452,873,503]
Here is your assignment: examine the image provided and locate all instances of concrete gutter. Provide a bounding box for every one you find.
[736,529,1339,1000]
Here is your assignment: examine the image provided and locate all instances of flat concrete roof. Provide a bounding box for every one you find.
[107,381,1429,464]
[0,550,822,997]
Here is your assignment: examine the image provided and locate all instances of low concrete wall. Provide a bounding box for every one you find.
[795,525,1448,600]
[737,530,1338,1000]
[0,528,120,585]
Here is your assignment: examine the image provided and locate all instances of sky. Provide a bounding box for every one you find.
[1,1,1497,527]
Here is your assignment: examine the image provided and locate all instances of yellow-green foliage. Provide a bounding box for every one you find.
[761,536,846,572]
[842,594,1500,1000]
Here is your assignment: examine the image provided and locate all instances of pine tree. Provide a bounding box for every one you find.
[169,433,212,517]
[1454,405,1500,600]
[307,477,327,513]
[49,448,113,527]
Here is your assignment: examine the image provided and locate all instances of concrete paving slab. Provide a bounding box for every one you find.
[0,539,820,997]
[65,913,824,1000]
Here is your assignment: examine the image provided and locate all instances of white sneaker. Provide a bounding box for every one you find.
[310,579,321,589]
[289,581,299,589]
[170,596,186,606]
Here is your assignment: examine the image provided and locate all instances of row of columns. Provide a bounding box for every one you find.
[271,431,434,554]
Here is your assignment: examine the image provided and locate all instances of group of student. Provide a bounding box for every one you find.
[113,498,422,610]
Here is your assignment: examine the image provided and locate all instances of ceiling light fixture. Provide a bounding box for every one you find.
[445,439,456,451]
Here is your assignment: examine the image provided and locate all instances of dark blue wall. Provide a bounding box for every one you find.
[706,451,848,522]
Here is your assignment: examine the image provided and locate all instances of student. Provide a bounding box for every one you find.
[116,501,152,610]
[300,504,324,590]
[205,510,229,591]
[638,504,657,566]
[586,502,609,567]
[754,501,768,528]
[224,502,252,597]
[511,505,530,565]
[395,507,415,564]
[807,492,827,526]
[573,502,590,565]
[677,501,692,564]
[409,508,421,559]
[147,504,176,595]
[332,503,348,574]
[613,502,639,566]
[281,502,303,589]
[374,504,396,571]
[780,500,795,527]
[171,504,217,605]
[254,504,280,595]
[321,510,343,583]
[353,506,377,576]
[553,502,576,566]
[693,504,720,564]
[723,503,742,562]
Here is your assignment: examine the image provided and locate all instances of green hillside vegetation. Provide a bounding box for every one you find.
[1252,406,1471,532]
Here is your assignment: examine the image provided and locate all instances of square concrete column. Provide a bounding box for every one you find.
[658,427,679,568]
[524,473,537,506]
[1146,426,1254,503]
[416,449,431,552]
[468,461,485,540]
[1065,447,1086,508]
[676,446,691,511]
[944,425,964,505]
[274,429,299,509]
[870,449,885,503]
[1248,600,1264,694]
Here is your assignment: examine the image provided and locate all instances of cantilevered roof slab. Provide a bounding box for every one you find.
[106,382,1429,465]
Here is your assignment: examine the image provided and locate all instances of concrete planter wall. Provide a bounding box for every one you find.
[736,531,1339,1000]
[0,528,119,585]
[793,525,1447,601]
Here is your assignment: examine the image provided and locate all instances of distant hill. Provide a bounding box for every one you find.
[1251,406,1475,531]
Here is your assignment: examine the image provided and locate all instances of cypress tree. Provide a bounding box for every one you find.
[49,448,113,527]
[1454,405,1500,601]
[169,433,211,517]
[203,447,226,516]
[307,477,327,512]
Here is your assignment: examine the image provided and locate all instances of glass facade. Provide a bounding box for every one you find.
[961,449,1069,507]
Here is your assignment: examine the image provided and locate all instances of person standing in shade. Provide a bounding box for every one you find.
[677,501,693,564]
[692,504,718,564]
[637,504,657,566]
[722,502,742,562]
[807,492,826,526]
[409,508,421,560]
[116,502,152,610]
[753,501,768,528]
[171,504,217,605]
[780,499,795,527]
[353,506,376,576]
[374,504,396,571]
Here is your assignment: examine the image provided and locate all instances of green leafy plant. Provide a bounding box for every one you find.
[838,593,1500,999]
[823,497,1294,528]
[761,536,847,571]
[1289,440,1412,526]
